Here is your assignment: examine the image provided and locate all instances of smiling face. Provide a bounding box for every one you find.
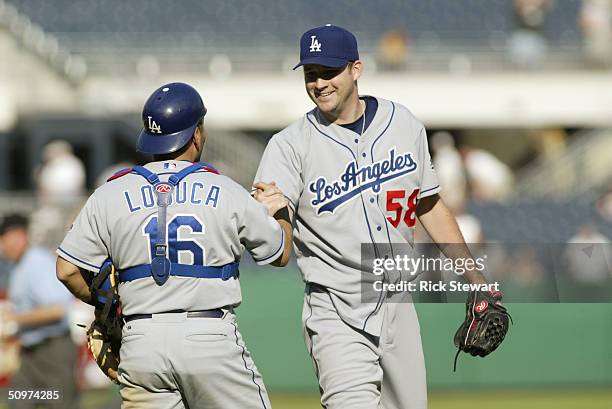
[303,61,363,124]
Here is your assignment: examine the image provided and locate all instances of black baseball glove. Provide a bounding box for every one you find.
[453,290,511,371]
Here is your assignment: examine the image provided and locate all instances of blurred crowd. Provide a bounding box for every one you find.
[418,130,611,288]
[0,140,124,406]
[375,0,612,70]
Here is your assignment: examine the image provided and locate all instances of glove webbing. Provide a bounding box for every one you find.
[452,302,513,372]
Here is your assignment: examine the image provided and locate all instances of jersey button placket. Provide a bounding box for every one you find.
[358,151,367,167]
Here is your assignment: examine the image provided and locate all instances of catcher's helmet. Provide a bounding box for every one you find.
[136,82,207,155]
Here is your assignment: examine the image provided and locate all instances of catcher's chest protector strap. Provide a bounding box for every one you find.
[112,162,238,285]
[132,165,170,285]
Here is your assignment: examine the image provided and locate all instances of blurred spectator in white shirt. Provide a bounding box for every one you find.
[31,140,86,249]
[430,132,467,212]
[460,146,515,202]
[455,213,484,244]
[565,224,611,283]
[36,140,86,207]
[509,0,553,68]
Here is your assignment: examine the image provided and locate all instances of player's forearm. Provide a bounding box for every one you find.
[12,306,65,327]
[56,256,93,304]
[417,195,487,285]
[271,219,293,267]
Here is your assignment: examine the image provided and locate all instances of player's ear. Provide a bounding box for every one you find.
[193,122,206,152]
[351,60,363,82]
[192,120,202,143]
[200,123,207,147]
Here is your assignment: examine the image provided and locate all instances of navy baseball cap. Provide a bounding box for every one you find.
[137,82,207,155]
[294,24,359,70]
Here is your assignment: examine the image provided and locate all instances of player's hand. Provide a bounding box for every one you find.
[253,181,289,217]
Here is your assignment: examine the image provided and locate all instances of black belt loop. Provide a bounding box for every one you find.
[124,308,224,323]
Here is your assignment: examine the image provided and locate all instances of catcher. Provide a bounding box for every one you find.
[56,82,292,409]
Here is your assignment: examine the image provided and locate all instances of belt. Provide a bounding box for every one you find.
[124,309,224,323]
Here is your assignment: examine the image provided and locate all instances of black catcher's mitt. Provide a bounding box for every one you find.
[453,290,511,371]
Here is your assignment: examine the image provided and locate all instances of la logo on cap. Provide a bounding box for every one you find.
[309,35,321,53]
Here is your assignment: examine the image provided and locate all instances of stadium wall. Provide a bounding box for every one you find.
[4,72,612,132]
[237,269,612,391]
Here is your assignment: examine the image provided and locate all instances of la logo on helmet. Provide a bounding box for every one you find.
[309,35,321,52]
[148,116,162,134]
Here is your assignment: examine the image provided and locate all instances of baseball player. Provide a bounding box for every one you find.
[56,82,291,409]
[254,25,498,409]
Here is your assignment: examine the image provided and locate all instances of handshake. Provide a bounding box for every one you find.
[252,181,289,219]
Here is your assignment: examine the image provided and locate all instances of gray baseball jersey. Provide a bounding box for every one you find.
[255,96,440,336]
[58,160,285,316]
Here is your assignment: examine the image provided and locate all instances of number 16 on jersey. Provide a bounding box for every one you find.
[143,215,206,265]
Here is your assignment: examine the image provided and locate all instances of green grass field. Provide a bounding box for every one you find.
[270,390,612,409]
[2,389,612,409]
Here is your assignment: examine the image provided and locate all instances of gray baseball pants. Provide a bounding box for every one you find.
[303,286,427,409]
[118,310,271,409]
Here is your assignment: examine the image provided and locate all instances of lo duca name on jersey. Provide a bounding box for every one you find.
[123,182,221,213]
